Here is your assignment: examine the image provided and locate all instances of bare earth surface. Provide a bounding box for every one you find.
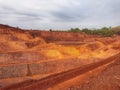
[67,59,120,90]
[0,24,120,90]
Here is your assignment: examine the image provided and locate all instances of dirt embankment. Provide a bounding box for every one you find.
[28,30,120,43]
[28,30,98,42]
[0,24,120,90]
[0,25,46,52]
[0,24,119,60]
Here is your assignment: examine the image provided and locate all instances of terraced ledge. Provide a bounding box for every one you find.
[0,57,85,79]
[0,53,120,90]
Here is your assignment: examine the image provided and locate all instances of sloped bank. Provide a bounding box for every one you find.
[0,53,119,90]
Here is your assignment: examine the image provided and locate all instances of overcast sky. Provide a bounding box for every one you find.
[0,0,120,30]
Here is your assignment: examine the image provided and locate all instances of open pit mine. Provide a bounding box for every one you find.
[0,24,120,90]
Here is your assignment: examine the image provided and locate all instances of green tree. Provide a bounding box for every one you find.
[69,28,81,32]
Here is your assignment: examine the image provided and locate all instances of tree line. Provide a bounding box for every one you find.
[68,27,119,37]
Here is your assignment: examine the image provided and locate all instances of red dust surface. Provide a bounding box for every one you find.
[0,24,119,90]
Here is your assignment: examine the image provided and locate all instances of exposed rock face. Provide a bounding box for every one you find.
[0,24,119,63]
[28,30,97,42]
[0,64,27,79]
[0,24,119,89]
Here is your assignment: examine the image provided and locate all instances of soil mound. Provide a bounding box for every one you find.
[0,25,46,52]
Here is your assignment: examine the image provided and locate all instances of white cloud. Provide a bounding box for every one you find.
[0,0,120,30]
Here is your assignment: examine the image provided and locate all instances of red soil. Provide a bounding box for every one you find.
[0,24,119,90]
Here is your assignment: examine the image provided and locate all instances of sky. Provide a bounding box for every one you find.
[0,0,120,30]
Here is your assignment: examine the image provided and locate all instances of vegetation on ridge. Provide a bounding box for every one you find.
[68,27,120,37]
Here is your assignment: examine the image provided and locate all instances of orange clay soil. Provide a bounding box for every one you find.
[0,24,119,58]
[0,24,120,89]
[64,58,120,90]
